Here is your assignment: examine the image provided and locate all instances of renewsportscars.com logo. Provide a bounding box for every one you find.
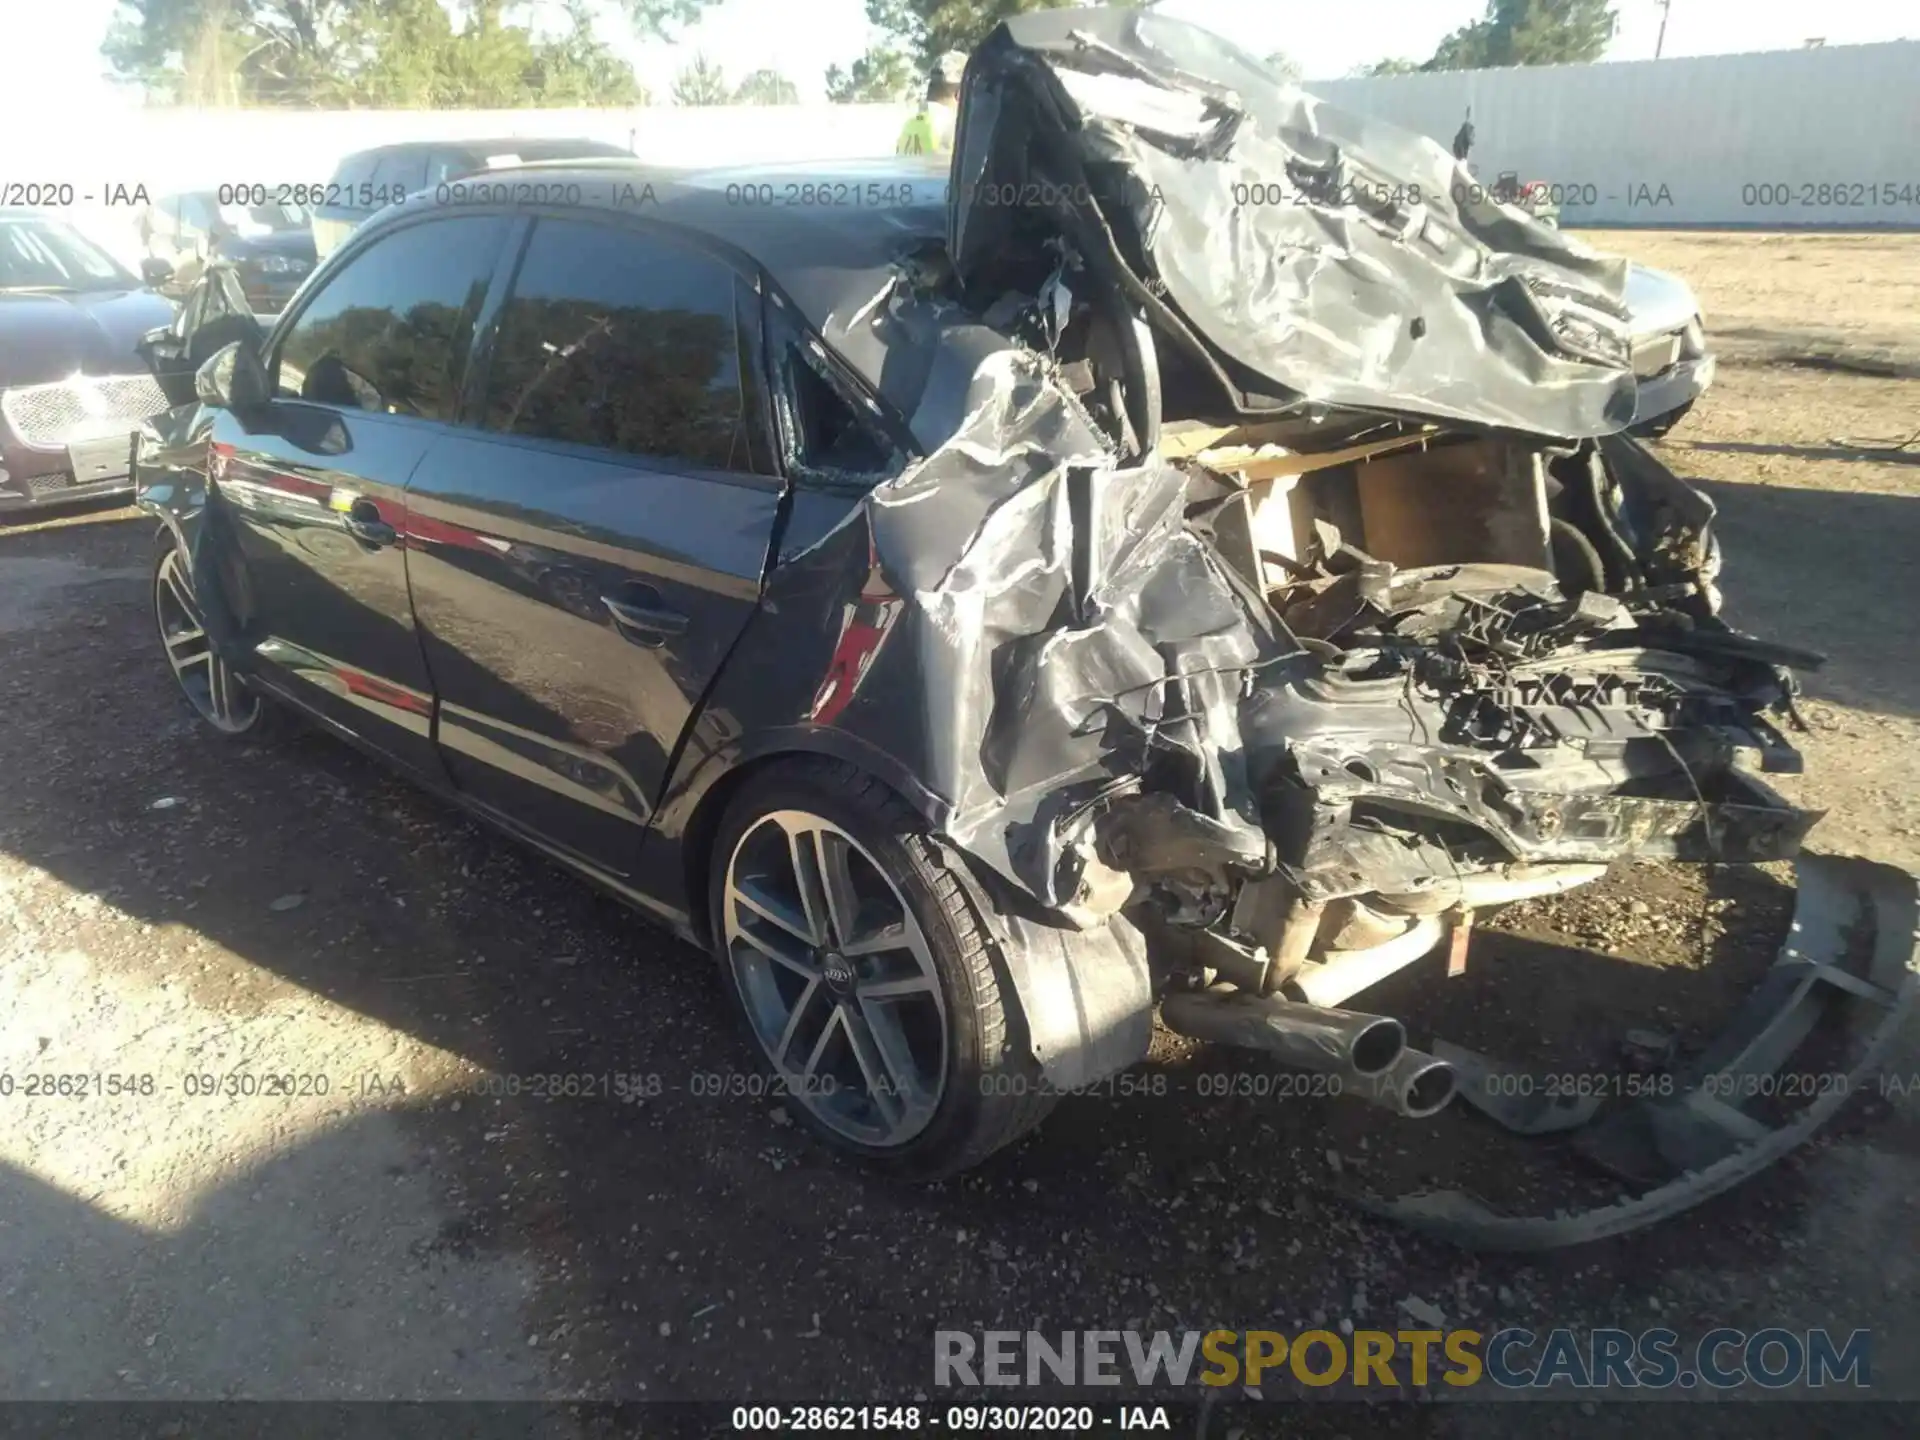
[934,1328,1872,1392]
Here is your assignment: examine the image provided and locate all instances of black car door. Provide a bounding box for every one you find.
[207,210,514,782]
[402,213,783,888]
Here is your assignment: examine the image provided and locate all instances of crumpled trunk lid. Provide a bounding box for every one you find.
[950,6,1643,439]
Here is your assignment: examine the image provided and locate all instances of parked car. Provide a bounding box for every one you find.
[0,208,175,513]
[140,192,317,313]
[133,10,1904,1236]
[311,137,637,262]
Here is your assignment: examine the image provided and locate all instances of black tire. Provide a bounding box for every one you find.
[151,529,283,740]
[708,757,1055,1180]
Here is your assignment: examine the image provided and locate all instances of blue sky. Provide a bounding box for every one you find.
[4,0,1913,112]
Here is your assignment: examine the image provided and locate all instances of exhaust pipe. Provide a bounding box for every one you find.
[1357,1046,1458,1119]
[1289,912,1448,1009]
[1160,986,1405,1077]
[1161,986,1458,1118]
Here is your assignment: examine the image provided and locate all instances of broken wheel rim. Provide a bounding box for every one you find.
[724,810,949,1148]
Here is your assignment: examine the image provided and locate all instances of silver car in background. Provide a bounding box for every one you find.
[0,209,175,512]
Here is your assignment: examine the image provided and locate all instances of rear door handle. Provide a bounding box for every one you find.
[343,498,397,548]
[601,583,688,648]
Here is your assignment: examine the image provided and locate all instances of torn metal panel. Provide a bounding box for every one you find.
[953,7,1641,438]
[827,320,1281,909]
[1358,852,1920,1251]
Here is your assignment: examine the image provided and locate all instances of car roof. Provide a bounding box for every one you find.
[340,137,636,163]
[367,156,955,406]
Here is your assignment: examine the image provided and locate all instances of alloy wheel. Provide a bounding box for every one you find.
[154,548,260,734]
[723,810,949,1148]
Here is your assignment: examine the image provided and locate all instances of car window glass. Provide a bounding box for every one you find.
[0,218,127,290]
[482,218,749,471]
[180,195,214,232]
[273,215,506,422]
[371,153,430,196]
[787,344,893,476]
[331,155,373,191]
[425,152,472,186]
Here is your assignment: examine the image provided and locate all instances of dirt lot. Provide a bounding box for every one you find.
[1,232,1916,1430]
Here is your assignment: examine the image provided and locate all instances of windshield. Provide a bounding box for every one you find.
[217,201,310,236]
[0,217,135,293]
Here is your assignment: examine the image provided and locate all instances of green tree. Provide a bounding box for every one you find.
[104,0,696,106]
[526,0,652,105]
[1262,49,1302,84]
[1354,56,1423,76]
[1422,0,1617,70]
[670,52,729,106]
[827,0,1140,104]
[732,68,800,105]
[824,47,918,102]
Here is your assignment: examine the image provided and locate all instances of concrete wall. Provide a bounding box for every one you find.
[17,103,911,267]
[1311,40,1920,228]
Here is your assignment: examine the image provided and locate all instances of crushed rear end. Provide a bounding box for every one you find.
[881,5,1919,1243]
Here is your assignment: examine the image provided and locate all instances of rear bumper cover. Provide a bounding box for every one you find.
[1355,852,1920,1249]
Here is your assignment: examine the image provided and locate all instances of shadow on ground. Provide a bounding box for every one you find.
[1685,440,1920,467]
[1681,475,1920,720]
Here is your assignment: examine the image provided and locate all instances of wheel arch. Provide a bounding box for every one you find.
[674,728,951,950]
[675,733,1155,1099]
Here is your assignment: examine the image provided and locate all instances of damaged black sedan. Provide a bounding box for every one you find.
[138,8,1915,1235]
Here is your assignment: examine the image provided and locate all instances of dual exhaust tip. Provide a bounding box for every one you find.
[1159,987,1457,1119]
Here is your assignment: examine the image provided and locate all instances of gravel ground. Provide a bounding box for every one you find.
[1,232,1916,1429]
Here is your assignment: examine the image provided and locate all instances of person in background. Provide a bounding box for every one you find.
[896,51,968,156]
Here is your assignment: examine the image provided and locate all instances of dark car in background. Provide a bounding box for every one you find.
[0,209,174,512]
[140,192,317,314]
[311,136,636,261]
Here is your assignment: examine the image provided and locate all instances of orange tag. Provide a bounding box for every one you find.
[1446,907,1473,977]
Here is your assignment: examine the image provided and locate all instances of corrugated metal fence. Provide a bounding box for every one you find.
[1311,40,1920,227]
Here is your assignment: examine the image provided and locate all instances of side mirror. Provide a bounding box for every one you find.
[195,340,270,412]
[141,256,175,286]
